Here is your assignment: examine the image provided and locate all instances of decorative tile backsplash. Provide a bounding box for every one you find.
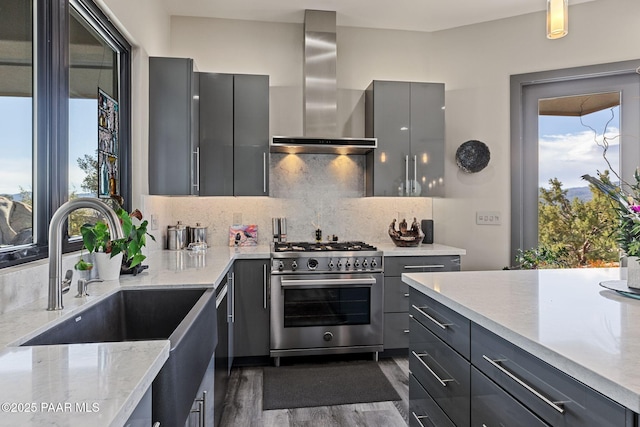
[144,153,433,249]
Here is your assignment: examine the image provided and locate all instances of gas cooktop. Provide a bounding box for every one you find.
[273,241,378,252]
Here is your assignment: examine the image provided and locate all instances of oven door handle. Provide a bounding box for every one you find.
[280,277,376,288]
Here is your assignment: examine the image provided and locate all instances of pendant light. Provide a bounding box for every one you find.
[547,0,568,39]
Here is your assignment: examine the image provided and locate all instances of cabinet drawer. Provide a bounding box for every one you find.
[472,366,549,427]
[384,277,410,312]
[385,256,460,276]
[410,317,470,427]
[384,312,409,349]
[410,374,455,427]
[472,324,630,427]
[410,289,470,359]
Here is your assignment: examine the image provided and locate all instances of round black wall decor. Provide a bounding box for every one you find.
[455,140,490,173]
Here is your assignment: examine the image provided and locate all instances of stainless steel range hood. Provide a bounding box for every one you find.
[270,10,376,154]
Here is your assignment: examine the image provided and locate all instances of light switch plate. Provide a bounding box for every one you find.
[150,214,159,230]
[476,211,501,225]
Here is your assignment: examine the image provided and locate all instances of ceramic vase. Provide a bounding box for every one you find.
[627,256,640,289]
[94,252,123,281]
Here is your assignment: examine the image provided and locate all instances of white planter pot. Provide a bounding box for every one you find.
[94,252,123,281]
[627,256,640,289]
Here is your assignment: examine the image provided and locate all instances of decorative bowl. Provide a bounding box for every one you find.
[388,217,424,247]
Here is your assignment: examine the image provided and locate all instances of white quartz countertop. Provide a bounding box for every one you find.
[402,268,640,413]
[0,241,464,426]
[0,244,270,426]
[373,242,466,256]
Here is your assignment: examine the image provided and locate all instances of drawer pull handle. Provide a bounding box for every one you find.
[404,264,445,269]
[412,351,454,387]
[412,412,434,427]
[404,293,410,297]
[482,355,566,414]
[403,329,410,334]
[411,304,452,329]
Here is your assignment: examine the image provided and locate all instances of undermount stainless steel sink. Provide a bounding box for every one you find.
[22,287,217,426]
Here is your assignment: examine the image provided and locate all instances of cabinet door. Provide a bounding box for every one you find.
[367,81,411,196]
[213,279,229,427]
[471,367,549,427]
[233,74,269,196]
[410,374,455,427]
[384,276,410,312]
[385,256,461,276]
[233,259,270,358]
[410,317,470,427]
[384,312,409,349]
[410,82,445,197]
[472,323,630,427]
[149,57,196,195]
[199,73,233,196]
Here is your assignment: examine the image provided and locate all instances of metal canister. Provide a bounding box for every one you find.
[167,221,187,250]
[188,223,208,247]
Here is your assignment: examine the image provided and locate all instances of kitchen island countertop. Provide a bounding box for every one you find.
[402,267,640,413]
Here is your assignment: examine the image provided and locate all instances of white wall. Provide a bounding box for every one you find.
[430,0,640,270]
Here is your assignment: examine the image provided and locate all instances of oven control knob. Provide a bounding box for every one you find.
[278,261,284,271]
[291,261,298,271]
[307,258,318,270]
[337,260,343,269]
[328,259,335,270]
[346,260,352,269]
[323,332,333,342]
[363,259,369,269]
[371,259,378,268]
[354,259,361,269]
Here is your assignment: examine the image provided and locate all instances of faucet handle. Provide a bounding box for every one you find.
[62,269,73,294]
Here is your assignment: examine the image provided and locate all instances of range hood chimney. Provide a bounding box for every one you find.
[270,10,377,154]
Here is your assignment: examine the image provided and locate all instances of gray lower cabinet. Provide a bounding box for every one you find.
[199,73,269,196]
[185,355,214,427]
[365,80,445,197]
[409,289,637,427]
[471,366,548,427]
[383,256,460,351]
[233,259,270,359]
[472,323,634,427]
[149,57,199,195]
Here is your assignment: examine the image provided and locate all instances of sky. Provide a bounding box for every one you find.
[0,96,97,195]
[538,106,620,189]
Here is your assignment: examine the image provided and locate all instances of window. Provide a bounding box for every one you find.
[511,61,640,265]
[0,0,131,268]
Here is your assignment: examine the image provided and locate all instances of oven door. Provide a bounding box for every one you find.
[270,272,384,357]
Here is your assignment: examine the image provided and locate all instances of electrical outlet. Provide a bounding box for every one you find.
[150,214,159,230]
[476,211,501,225]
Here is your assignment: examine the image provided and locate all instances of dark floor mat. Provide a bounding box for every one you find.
[263,360,401,410]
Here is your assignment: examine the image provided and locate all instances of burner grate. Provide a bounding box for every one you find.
[274,241,377,252]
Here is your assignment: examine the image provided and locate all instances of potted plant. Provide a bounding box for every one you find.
[80,207,155,278]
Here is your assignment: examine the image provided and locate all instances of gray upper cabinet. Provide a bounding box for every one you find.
[199,73,234,196]
[365,80,445,197]
[149,57,199,195]
[149,57,269,196]
[199,73,269,196]
[233,74,269,196]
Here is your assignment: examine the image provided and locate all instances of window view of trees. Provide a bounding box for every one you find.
[527,94,621,269]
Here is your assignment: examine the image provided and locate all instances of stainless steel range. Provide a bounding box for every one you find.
[270,241,384,366]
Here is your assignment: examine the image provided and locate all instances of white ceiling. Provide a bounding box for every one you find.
[161,0,596,32]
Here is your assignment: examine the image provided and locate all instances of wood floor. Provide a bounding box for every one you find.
[219,357,409,427]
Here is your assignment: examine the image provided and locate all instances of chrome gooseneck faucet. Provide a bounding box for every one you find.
[48,198,125,311]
